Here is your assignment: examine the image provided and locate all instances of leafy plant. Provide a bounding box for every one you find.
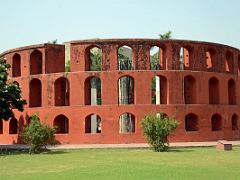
[0,58,26,120]
[141,113,178,152]
[21,113,55,154]
[65,60,71,72]
[159,31,172,40]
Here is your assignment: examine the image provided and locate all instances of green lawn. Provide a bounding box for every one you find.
[0,147,240,180]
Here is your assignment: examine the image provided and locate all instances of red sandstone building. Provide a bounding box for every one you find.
[0,39,240,144]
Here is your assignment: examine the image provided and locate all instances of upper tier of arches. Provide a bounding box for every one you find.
[1,39,240,77]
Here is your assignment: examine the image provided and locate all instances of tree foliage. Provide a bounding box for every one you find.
[90,49,102,71]
[141,113,178,152]
[150,51,160,70]
[118,47,132,70]
[0,58,26,120]
[21,113,55,153]
[65,60,71,72]
[47,39,58,44]
[159,31,172,40]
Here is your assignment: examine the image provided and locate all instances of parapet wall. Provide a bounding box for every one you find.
[0,39,239,144]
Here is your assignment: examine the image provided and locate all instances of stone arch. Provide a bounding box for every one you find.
[85,114,101,133]
[209,77,219,104]
[54,114,69,134]
[118,75,134,104]
[150,46,162,70]
[118,45,133,70]
[152,75,167,104]
[85,45,102,71]
[184,75,196,104]
[179,47,191,70]
[185,113,198,131]
[119,113,135,133]
[206,48,216,71]
[29,78,42,107]
[232,114,238,130]
[30,50,42,75]
[54,77,70,106]
[228,79,236,105]
[0,119,3,134]
[211,113,222,131]
[84,76,101,105]
[12,53,21,77]
[225,51,233,73]
[9,118,18,134]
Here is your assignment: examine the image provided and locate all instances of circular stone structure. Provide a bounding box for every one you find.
[0,39,240,144]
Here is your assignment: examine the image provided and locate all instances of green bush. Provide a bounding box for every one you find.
[21,113,55,153]
[141,113,178,152]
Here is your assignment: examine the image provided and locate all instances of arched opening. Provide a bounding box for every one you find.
[12,53,21,77]
[152,75,167,104]
[225,51,233,73]
[84,77,101,105]
[119,113,135,133]
[54,77,70,106]
[9,118,18,134]
[211,114,222,131]
[0,119,3,134]
[118,46,133,70]
[54,115,69,134]
[228,79,236,105]
[30,50,42,75]
[85,114,101,133]
[118,76,134,105]
[209,77,219,104]
[85,46,102,71]
[185,113,198,131]
[29,78,42,107]
[150,46,161,70]
[184,75,196,104]
[232,114,238,130]
[179,47,190,70]
[206,49,216,71]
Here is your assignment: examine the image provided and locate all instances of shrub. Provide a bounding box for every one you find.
[21,113,55,153]
[141,113,178,152]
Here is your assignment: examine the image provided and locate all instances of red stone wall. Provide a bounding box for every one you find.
[0,39,239,144]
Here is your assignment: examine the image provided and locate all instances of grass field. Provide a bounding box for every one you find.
[0,147,240,180]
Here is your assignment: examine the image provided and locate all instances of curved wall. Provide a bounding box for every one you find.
[0,39,240,144]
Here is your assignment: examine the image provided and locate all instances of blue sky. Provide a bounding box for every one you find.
[1,0,240,52]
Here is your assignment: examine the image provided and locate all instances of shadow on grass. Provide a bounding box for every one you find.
[167,148,194,153]
[0,149,68,156]
[42,150,69,155]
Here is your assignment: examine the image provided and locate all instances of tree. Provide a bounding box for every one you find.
[47,39,58,44]
[118,47,132,70]
[21,113,55,153]
[65,60,70,72]
[141,113,178,152]
[0,58,26,120]
[90,49,102,71]
[159,31,172,40]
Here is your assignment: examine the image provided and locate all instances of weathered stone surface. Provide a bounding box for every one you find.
[0,39,239,144]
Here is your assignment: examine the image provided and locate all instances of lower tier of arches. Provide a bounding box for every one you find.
[0,105,239,144]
